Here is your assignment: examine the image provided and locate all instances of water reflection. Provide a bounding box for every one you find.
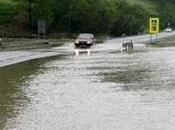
[0,60,44,130]
[1,47,175,130]
[92,48,175,91]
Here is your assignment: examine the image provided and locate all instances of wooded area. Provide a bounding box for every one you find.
[0,0,175,37]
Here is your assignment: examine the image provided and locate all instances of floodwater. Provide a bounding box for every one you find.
[1,43,175,130]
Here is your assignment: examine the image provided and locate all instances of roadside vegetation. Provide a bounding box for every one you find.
[0,0,175,37]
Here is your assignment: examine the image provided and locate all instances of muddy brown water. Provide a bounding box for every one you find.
[1,45,175,130]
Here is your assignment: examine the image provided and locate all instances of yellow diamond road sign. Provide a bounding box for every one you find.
[149,18,159,34]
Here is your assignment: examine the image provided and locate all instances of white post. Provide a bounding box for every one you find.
[87,49,91,56]
[120,48,123,53]
[75,50,79,56]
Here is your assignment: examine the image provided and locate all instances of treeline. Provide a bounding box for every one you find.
[25,0,151,36]
[1,0,175,37]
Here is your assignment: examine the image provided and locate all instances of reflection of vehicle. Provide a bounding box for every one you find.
[74,33,95,48]
[165,28,172,32]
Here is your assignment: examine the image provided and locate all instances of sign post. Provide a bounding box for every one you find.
[38,19,46,39]
[149,18,159,44]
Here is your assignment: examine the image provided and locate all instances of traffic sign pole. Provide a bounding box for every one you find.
[149,18,159,44]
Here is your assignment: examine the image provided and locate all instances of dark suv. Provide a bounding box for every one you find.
[74,33,95,48]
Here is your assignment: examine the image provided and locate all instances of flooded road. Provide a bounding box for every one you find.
[1,43,175,130]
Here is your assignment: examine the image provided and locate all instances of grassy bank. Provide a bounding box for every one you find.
[0,38,70,51]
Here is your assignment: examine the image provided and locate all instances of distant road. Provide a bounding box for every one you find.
[0,31,175,68]
[107,31,175,44]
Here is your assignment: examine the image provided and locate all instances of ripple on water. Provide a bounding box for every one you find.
[2,47,175,130]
